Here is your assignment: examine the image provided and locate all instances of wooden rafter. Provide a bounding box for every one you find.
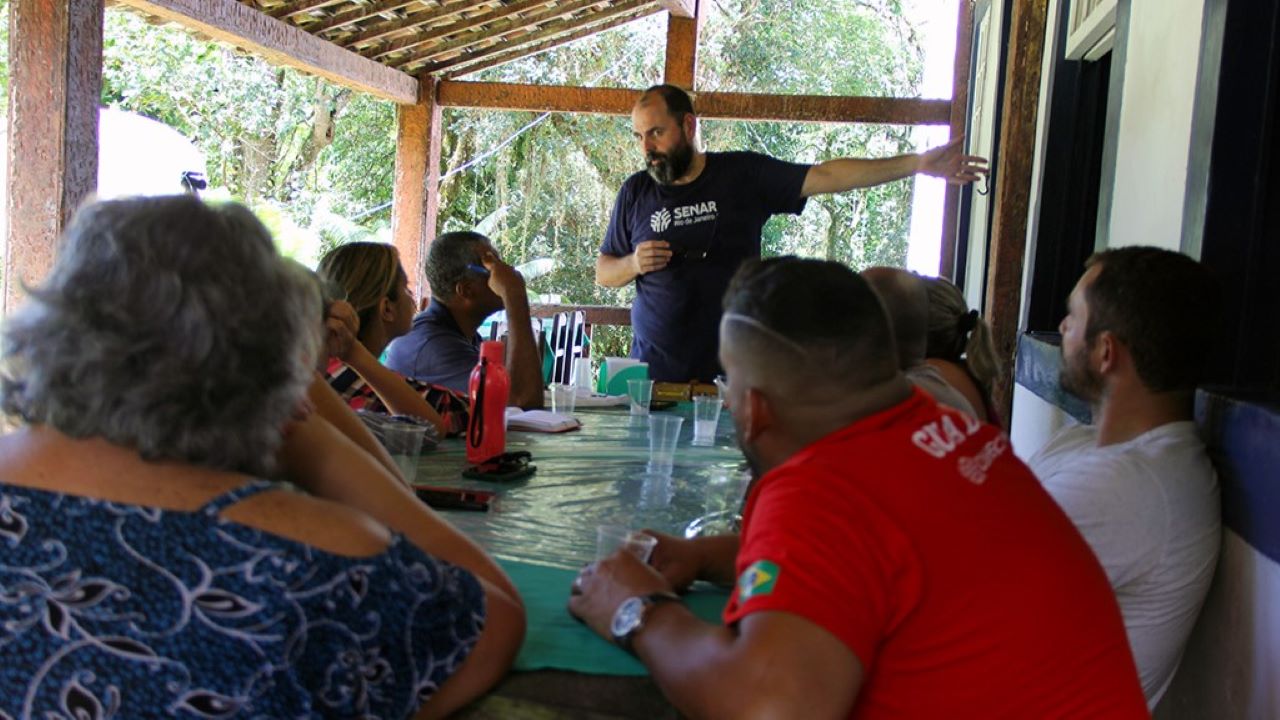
[118,0,420,104]
[414,0,653,74]
[305,0,424,36]
[388,0,620,69]
[437,81,952,126]
[367,0,564,62]
[269,0,348,20]
[443,5,662,79]
[339,0,504,50]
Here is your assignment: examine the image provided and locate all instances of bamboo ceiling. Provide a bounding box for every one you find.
[234,0,666,78]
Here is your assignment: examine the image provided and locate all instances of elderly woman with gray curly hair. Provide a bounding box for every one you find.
[0,196,524,718]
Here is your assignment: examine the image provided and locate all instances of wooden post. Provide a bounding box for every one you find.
[938,0,975,281]
[5,0,104,316]
[392,76,441,301]
[984,0,1049,422]
[663,0,700,90]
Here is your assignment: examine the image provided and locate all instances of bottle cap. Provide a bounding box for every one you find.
[480,340,505,365]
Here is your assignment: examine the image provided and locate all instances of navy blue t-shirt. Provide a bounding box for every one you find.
[384,300,480,393]
[600,152,809,382]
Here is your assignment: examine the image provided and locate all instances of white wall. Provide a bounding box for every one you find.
[1154,531,1280,719]
[1105,0,1208,250]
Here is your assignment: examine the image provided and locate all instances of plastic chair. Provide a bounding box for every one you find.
[547,310,588,385]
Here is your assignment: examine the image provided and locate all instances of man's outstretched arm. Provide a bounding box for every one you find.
[801,136,988,198]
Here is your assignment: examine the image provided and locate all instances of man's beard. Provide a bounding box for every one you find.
[645,133,694,185]
[1059,339,1103,403]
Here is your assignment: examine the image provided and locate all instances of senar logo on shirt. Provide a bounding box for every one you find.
[737,560,780,602]
[650,208,672,233]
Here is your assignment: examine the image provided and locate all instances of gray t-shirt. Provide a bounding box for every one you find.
[905,363,977,417]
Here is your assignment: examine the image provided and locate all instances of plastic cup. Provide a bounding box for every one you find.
[647,414,684,475]
[550,383,577,415]
[628,378,654,416]
[571,357,593,391]
[692,395,722,446]
[596,525,657,563]
[381,422,425,485]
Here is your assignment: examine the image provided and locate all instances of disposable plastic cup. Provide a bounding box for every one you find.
[571,357,593,391]
[646,415,684,475]
[381,422,425,485]
[628,379,654,416]
[596,525,658,563]
[692,395,722,446]
[550,383,577,415]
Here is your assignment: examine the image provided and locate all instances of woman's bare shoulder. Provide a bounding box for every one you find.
[219,488,394,558]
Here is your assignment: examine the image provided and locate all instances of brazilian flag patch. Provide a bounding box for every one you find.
[737,560,780,602]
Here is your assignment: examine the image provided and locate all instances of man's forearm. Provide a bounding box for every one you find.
[801,154,923,197]
[596,253,638,287]
[501,296,545,409]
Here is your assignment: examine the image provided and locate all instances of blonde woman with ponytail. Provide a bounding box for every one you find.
[923,277,1003,426]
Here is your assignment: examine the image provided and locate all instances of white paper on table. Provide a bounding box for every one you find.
[505,408,581,433]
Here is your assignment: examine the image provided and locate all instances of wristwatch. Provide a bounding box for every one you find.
[610,591,681,652]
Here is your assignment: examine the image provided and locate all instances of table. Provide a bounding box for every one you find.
[414,404,744,719]
[418,404,747,569]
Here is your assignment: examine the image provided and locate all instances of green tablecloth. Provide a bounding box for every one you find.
[500,559,730,675]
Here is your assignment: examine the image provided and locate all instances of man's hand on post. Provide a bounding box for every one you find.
[568,551,676,641]
[917,135,989,185]
[632,240,673,276]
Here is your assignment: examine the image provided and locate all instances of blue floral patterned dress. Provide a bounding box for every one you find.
[0,480,486,718]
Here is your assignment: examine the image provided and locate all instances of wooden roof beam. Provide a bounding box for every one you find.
[367,0,564,62]
[388,0,620,68]
[414,0,654,74]
[116,0,421,104]
[437,81,953,126]
[655,0,695,18]
[442,5,662,79]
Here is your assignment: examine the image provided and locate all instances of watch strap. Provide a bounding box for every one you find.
[617,591,681,652]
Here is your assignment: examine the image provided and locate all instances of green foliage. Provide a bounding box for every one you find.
[0,0,928,317]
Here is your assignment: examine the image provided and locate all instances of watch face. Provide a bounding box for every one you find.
[610,596,646,641]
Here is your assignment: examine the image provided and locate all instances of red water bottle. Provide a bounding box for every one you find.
[467,341,510,464]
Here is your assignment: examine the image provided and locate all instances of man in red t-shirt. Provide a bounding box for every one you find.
[569,257,1148,718]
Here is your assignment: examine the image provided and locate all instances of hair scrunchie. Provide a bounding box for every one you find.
[957,308,979,335]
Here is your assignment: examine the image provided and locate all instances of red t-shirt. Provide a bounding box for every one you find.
[723,389,1147,718]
